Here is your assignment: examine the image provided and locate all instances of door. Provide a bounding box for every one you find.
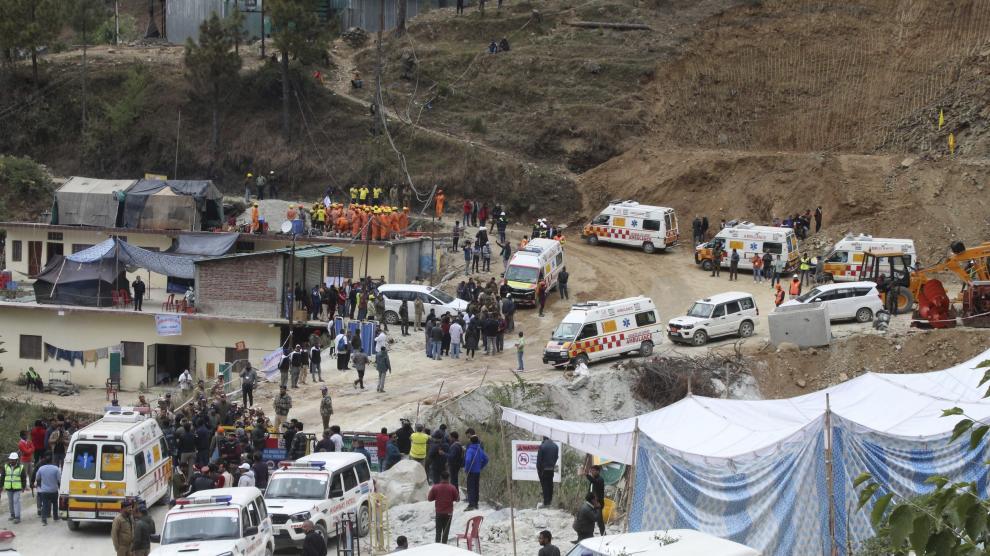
[832,289,857,318]
[46,242,64,265]
[147,345,156,390]
[710,304,730,336]
[27,241,42,276]
[722,300,743,334]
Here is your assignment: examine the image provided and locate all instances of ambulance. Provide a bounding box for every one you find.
[695,222,799,272]
[820,233,916,282]
[264,452,375,550]
[59,409,172,530]
[582,200,679,253]
[543,297,662,367]
[504,238,564,306]
[151,488,274,556]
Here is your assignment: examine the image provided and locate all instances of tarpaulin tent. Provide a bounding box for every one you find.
[168,232,239,257]
[69,238,194,279]
[501,349,990,555]
[122,179,224,231]
[53,177,135,227]
[33,255,128,307]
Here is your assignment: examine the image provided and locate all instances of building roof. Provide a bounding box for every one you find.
[57,177,136,194]
[195,244,344,264]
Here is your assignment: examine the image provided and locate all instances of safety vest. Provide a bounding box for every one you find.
[359,188,369,200]
[372,187,382,199]
[789,280,801,296]
[775,289,785,305]
[350,187,358,200]
[3,464,23,490]
[799,257,810,271]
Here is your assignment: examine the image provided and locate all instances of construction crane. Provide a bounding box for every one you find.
[857,242,990,328]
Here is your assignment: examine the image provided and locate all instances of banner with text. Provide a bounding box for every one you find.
[155,314,182,336]
[511,440,562,482]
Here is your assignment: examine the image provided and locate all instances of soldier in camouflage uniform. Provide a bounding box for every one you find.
[320,386,334,431]
[273,385,292,432]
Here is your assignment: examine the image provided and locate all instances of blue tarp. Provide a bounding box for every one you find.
[66,237,199,279]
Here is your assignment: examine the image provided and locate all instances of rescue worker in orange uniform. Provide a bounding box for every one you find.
[351,207,364,237]
[399,207,410,236]
[435,189,446,220]
[789,274,802,299]
[371,209,382,241]
[519,236,529,249]
[250,202,260,234]
[335,208,349,237]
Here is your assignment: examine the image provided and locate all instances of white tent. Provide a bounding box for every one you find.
[501,348,990,465]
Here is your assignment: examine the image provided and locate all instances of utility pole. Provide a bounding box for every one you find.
[115,0,120,45]
[288,234,297,346]
[260,0,266,58]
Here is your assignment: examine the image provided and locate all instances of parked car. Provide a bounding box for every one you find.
[377,284,468,324]
[779,280,882,323]
[667,292,759,346]
[567,529,760,556]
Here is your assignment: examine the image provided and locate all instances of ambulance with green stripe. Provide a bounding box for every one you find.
[543,297,662,367]
[504,238,564,306]
[59,409,171,530]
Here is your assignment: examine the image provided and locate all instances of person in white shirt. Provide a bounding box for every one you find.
[449,321,464,359]
[237,463,255,487]
[329,425,344,452]
[374,329,389,354]
[178,369,193,401]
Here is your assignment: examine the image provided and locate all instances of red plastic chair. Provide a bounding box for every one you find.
[110,290,120,307]
[456,515,483,553]
[119,289,132,305]
[162,293,175,312]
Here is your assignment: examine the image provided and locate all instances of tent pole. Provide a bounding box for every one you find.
[499,418,518,556]
[623,417,640,533]
[50,258,66,300]
[825,393,837,556]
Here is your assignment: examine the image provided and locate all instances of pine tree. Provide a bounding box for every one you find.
[268,0,329,141]
[184,13,242,162]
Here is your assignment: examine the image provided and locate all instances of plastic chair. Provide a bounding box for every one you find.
[110,290,121,307]
[119,289,132,305]
[162,293,175,312]
[456,515,483,553]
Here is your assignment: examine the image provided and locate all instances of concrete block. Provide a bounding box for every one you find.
[769,302,831,348]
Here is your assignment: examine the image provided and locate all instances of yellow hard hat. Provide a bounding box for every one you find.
[247,172,253,177]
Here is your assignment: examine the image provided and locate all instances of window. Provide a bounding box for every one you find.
[664,213,674,230]
[71,244,94,254]
[246,502,261,527]
[712,305,726,318]
[342,467,358,492]
[724,301,742,314]
[235,241,255,253]
[329,474,344,498]
[254,496,268,519]
[418,293,440,305]
[854,287,873,297]
[826,251,848,263]
[241,509,252,531]
[576,323,598,341]
[134,452,147,478]
[634,311,657,327]
[326,256,354,280]
[11,240,21,262]
[225,347,249,363]
[643,219,661,231]
[19,335,41,360]
[121,341,144,366]
[763,242,783,255]
[555,253,563,266]
[101,444,125,481]
[72,444,98,480]
[591,214,609,225]
[739,297,755,311]
[356,461,371,483]
[47,232,63,241]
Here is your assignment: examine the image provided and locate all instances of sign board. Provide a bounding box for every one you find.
[511,440,562,482]
[260,348,284,380]
[155,314,182,336]
[144,173,168,181]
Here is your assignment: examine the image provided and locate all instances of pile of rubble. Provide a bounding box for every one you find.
[342,27,369,48]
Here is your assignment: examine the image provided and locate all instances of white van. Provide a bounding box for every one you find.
[582,200,680,253]
[567,529,760,556]
[265,453,375,550]
[780,281,883,322]
[378,284,469,323]
[668,292,759,346]
[151,488,274,556]
[821,233,916,282]
[695,222,799,272]
[60,409,171,530]
[505,238,564,306]
[544,297,662,367]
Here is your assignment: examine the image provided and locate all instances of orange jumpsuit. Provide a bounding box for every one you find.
[336,214,349,235]
[399,209,410,234]
[250,206,259,233]
[435,192,445,218]
[351,211,364,237]
[388,212,400,238]
[371,214,381,241]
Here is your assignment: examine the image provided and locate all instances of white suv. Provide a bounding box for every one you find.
[265,453,375,550]
[779,280,882,322]
[668,292,759,346]
[151,488,274,556]
[377,284,469,324]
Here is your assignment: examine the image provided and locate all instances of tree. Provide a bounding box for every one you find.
[3,0,64,86]
[224,6,247,56]
[856,358,990,556]
[184,13,242,161]
[69,0,110,131]
[396,0,407,35]
[268,0,329,140]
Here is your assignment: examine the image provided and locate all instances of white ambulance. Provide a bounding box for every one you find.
[695,222,800,272]
[151,488,274,556]
[582,201,679,253]
[60,409,171,530]
[264,453,375,550]
[821,233,916,282]
[543,297,662,367]
[504,238,564,306]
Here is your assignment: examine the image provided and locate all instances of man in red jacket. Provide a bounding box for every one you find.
[30,421,46,464]
[427,471,460,544]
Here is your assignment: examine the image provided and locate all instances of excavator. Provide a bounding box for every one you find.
[856,241,990,329]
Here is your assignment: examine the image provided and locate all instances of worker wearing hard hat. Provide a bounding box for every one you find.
[250,202,260,234]
[435,189,446,221]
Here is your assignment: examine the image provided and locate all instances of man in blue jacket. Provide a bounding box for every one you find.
[463,435,488,511]
[536,437,559,508]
